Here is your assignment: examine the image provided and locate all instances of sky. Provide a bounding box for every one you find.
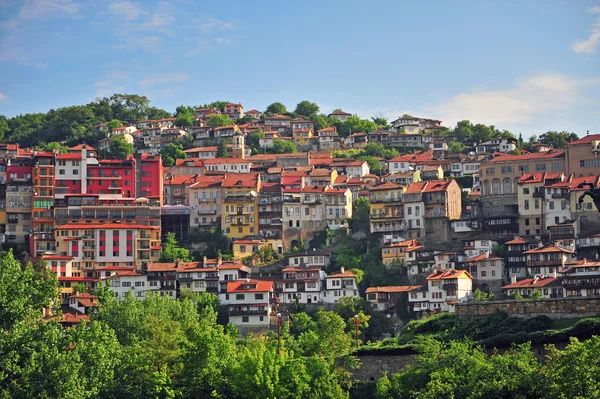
[0,0,599,138]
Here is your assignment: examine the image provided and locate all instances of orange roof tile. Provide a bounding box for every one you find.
[486,150,565,163]
[227,279,273,293]
[422,180,452,192]
[204,157,250,165]
[426,269,473,280]
[524,244,574,254]
[365,285,423,293]
[325,270,357,279]
[502,277,561,289]
[222,173,259,188]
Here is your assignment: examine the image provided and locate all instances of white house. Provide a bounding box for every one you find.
[105,270,149,300]
[463,239,498,258]
[425,269,473,313]
[501,275,563,299]
[203,158,252,173]
[281,266,326,304]
[475,138,517,154]
[322,267,359,303]
[221,279,275,328]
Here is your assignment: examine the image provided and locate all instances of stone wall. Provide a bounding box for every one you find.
[456,296,600,319]
[352,354,417,381]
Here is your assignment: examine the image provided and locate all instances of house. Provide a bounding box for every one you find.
[232,237,264,260]
[501,275,562,299]
[221,173,261,238]
[523,244,576,277]
[463,253,505,294]
[264,114,291,133]
[560,259,600,297]
[424,269,473,313]
[281,266,326,304]
[221,279,275,328]
[316,127,339,151]
[369,183,407,234]
[381,239,420,266]
[330,159,370,178]
[293,128,313,151]
[105,270,149,300]
[187,175,224,229]
[506,237,542,279]
[291,118,315,131]
[328,110,352,122]
[194,107,220,119]
[224,103,243,120]
[244,109,262,120]
[324,188,353,230]
[463,239,498,258]
[565,133,600,176]
[146,262,178,297]
[322,267,359,303]
[476,138,518,154]
[366,286,423,313]
[344,132,368,148]
[204,158,252,173]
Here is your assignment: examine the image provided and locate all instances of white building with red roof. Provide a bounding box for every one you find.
[366,285,423,312]
[328,110,352,122]
[422,269,473,313]
[501,275,562,299]
[322,267,359,303]
[104,270,149,300]
[464,252,505,294]
[222,279,275,327]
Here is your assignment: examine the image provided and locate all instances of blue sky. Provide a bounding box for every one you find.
[0,0,599,138]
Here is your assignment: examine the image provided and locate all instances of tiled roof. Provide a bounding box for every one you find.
[404,181,429,194]
[369,182,404,192]
[203,157,250,165]
[422,180,452,192]
[245,109,262,114]
[365,285,423,293]
[222,172,259,188]
[227,279,273,293]
[325,270,357,279]
[506,237,539,245]
[164,175,198,185]
[426,269,472,280]
[328,110,351,116]
[55,223,156,230]
[567,133,600,145]
[147,263,178,272]
[523,244,574,254]
[69,144,95,151]
[189,176,224,188]
[502,277,561,289]
[485,150,565,163]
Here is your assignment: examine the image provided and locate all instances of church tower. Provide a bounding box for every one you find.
[232,130,245,159]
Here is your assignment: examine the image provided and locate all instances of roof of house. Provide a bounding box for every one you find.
[486,150,565,163]
[203,157,250,165]
[523,244,574,254]
[189,175,224,188]
[227,279,273,293]
[384,239,420,248]
[325,270,357,279]
[426,269,473,280]
[365,285,423,293]
[501,277,561,289]
[369,182,405,192]
[222,173,260,188]
[69,144,95,151]
[328,110,352,116]
[422,180,453,193]
[505,237,540,245]
[464,254,503,263]
[567,133,600,146]
[404,181,429,194]
[55,223,157,230]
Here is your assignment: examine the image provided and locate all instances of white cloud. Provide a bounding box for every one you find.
[429,74,584,127]
[139,1,176,35]
[137,72,188,88]
[572,5,600,54]
[0,92,8,103]
[213,37,235,46]
[193,15,238,32]
[111,36,162,53]
[108,1,148,21]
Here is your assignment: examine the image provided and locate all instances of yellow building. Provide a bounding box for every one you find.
[382,239,420,265]
[221,173,261,238]
[369,183,407,233]
[232,237,264,260]
[293,128,313,150]
[187,175,224,230]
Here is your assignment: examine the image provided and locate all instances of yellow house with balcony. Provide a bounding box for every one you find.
[221,173,261,239]
[382,239,421,266]
[293,128,313,151]
[369,183,407,234]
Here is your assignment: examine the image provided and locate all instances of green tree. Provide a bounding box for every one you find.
[108,134,134,160]
[295,101,320,117]
[265,102,287,115]
[311,113,333,131]
[454,120,474,143]
[268,139,298,154]
[175,112,194,127]
[217,140,228,158]
[72,282,87,295]
[371,114,390,129]
[42,141,69,154]
[107,119,123,129]
[447,141,467,153]
[207,114,232,127]
[159,232,191,262]
[539,131,579,149]
[472,288,494,301]
[146,106,172,120]
[357,155,382,175]
[175,104,195,116]
[338,115,377,137]
[160,142,187,167]
[203,100,231,112]
[350,197,371,232]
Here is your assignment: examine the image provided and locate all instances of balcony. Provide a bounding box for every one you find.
[445,295,458,302]
[425,210,446,218]
[552,192,570,199]
[198,209,217,215]
[371,224,406,233]
[442,283,457,290]
[283,197,301,203]
[229,309,269,316]
[527,260,562,267]
[532,191,544,198]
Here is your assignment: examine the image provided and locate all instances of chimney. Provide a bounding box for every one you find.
[511,275,517,284]
[203,256,207,267]
[340,266,345,274]
[175,260,180,269]
[553,268,557,279]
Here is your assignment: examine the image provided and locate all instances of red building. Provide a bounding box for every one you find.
[138,153,163,203]
[86,157,136,198]
[31,151,56,255]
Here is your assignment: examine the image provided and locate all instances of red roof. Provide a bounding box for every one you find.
[147,262,178,272]
[369,182,404,192]
[567,133,600,145]
[404,181,429,194]
[426,269,472,280]
[55,223,157,230]
[244,109,262,115]
[502,277,561,289]
[69,144,95,151]
[328,110,351,116]
[227,279,273,293]
[325,270,357,279]
[365,285,423,293]
[57,154,83,160]
[222,173,259,188]
[486,150,565,163]
[422,180,452,193]
[189,176,224,188]
[204,157,250,165]
[523,244,574,254]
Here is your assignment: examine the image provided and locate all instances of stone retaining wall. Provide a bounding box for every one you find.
[456,296,600,319]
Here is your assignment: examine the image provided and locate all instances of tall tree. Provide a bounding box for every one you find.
[539,131,579,149]
[107,119,123,129]
[208,114,232,127]
[108,134,134,160]
[295,101,320,117]
[267,139,297,154]
[265,102,287,115]
[217,140,228,158]
[159,232,191,262]
[160,142,187,167]
[175,112,194,127]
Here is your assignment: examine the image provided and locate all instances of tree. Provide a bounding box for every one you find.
[447,141,467,154]
[108,134,134,160]
[72,282,87,295]
[371,114,390,129]
[357,155,382,175]
[539,131,579,149]
[208,114,232,127]
[265,102,287,115]
[175,112,194,127]
[268,139,297,154]
[338,115,377,137]
[175,105,195,117]
[294,101,320,117]
[42,141,69,154]
[350,197,371,232]
[472,288,494,301]
[217,140,228,158]
[203,100,231,112]
[237,115,254,124]
[159,232,191,262]
[311,113,333,131]
[160,142,187,167]
[107,119,123,129]
[454,120,474,143]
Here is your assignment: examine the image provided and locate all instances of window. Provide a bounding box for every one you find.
[551,163,562,171]
[242,316,249,323]
[535,164,546,171]
[523,188,530,195]
[549,201,554,210]
[255,293,264,300]
[236,294,245,300]
[535,199,539,209]
[524,200,529,210]
[492,179,500,194]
